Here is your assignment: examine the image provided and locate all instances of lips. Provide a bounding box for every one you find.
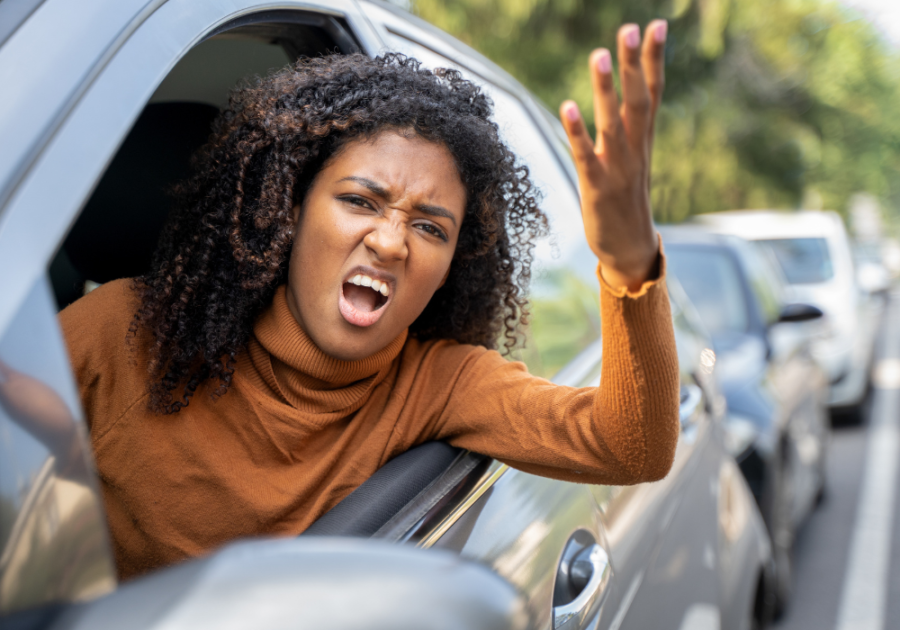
[338,267,395,327]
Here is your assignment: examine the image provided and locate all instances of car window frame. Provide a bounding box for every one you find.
[0,0,380,339]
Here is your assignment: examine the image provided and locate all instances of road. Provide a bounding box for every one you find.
[774,292,900,630]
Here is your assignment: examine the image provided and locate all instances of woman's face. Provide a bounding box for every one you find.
[286,131,467,361]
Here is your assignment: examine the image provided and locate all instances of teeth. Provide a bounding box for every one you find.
[347,274,391,297]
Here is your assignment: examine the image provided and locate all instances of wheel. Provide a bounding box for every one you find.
[771,450,795,618]
[752,569,775,630]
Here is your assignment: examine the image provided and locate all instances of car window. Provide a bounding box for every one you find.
[731,238,783,325]
[48,18,355,310]
[759,237,834,284]
[150,37,292,109]
[666,247,749,335]
[383,34,599,379]
[0,275,115,616]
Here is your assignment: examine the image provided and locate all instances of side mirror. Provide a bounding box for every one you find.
[857,262,890,294]
[48,538,530,630]
[777,303,824,323]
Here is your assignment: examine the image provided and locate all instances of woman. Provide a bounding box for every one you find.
[57,20,678,579]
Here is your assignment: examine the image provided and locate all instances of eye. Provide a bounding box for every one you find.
[416,223,448,242]
[339,194,375,211]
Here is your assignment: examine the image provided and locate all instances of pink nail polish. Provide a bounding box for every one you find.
[654,20,667,43]
[597,50,612,74]
[565,103,580,122]
[624,25,640,49]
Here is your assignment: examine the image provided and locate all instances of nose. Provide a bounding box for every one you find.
[363,215,409,263]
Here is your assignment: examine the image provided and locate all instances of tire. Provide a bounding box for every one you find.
[771,449,795,619]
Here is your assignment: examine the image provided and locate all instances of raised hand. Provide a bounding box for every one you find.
[560,21,667,292]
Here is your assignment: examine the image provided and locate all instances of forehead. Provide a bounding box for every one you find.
[322,132,466,206]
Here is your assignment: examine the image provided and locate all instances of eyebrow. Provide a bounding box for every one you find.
[338,176,458,227]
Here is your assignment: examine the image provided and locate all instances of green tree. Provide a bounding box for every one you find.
[406,0,900,223]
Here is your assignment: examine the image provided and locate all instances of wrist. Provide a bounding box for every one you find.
[598,237,661,292]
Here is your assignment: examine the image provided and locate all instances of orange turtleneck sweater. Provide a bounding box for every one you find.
[60,259,679,580]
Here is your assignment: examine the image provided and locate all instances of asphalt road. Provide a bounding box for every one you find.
[774,292,900,630]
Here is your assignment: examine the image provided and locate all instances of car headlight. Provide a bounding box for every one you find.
[723,414,758,458]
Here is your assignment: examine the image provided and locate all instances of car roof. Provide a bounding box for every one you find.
[693,209,845,239]
[659,224,740,249]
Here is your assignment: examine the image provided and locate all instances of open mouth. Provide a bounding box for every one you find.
[338,271,393,327]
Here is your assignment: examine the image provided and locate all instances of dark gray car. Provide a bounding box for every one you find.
[0,1,773,629]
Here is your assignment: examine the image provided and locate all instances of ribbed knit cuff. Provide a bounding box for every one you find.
[596,236,667,300]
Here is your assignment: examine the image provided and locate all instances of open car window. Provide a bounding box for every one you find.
[49,15,361,311]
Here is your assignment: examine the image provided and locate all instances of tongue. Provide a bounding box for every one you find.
[343,283,380,313]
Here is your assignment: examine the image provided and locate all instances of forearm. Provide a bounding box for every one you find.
[594,244,680,482]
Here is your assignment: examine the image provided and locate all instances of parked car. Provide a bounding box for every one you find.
[0,1,774,629]
[661,226,830,615]
[697,210,882,418]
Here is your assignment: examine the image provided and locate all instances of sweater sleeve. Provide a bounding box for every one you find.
[432,248,680,486]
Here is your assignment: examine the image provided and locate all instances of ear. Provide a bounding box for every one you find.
[291,203,302,226]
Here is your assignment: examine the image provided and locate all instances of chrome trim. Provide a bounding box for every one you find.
[416,460,509,549]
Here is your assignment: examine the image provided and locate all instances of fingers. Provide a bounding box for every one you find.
[560,101,601,181]
[617,23,652,150]
[642,20,667,145]
[589,48,626,159]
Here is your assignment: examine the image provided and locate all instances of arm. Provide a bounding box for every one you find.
[435,21,680,485]
[434,252,678,486]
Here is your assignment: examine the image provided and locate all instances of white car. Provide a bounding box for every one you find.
[697,210,882,416]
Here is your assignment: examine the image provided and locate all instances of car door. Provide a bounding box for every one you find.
[0,0,377,620]
[359,4,722,627]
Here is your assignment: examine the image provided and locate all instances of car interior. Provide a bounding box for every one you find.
[48,11,490,545]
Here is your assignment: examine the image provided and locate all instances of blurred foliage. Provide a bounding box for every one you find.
[513,269,601,379]
[407,0,900,222]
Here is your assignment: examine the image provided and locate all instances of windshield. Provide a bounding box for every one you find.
[666,247,749,335]
[758,238,834,284]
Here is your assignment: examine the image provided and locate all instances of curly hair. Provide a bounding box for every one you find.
[133,53,548,414]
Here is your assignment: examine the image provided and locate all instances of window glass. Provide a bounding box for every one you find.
[150,37,292,109]
[731,238,784,325]
[759,237,834,284]
[0,276,115,615]
[666,247,749,335]
[385,35,598,379]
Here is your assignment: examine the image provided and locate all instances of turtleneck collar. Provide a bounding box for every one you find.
[248,286,408,414]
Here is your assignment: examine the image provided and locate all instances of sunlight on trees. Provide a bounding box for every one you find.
[408,0,900,225]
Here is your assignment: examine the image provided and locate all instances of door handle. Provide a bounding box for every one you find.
[553,544,612,630]
[679,383,703,428]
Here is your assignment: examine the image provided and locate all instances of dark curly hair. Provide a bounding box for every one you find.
[133,53,548,414]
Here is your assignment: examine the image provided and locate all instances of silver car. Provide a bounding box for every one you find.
[0,1,773,629]
[697,210,884,419]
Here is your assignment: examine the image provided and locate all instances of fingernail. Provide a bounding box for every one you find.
[564,102,580,122]
[596,50,612,74]
[654,20,668,44]
[624,25,640,49]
